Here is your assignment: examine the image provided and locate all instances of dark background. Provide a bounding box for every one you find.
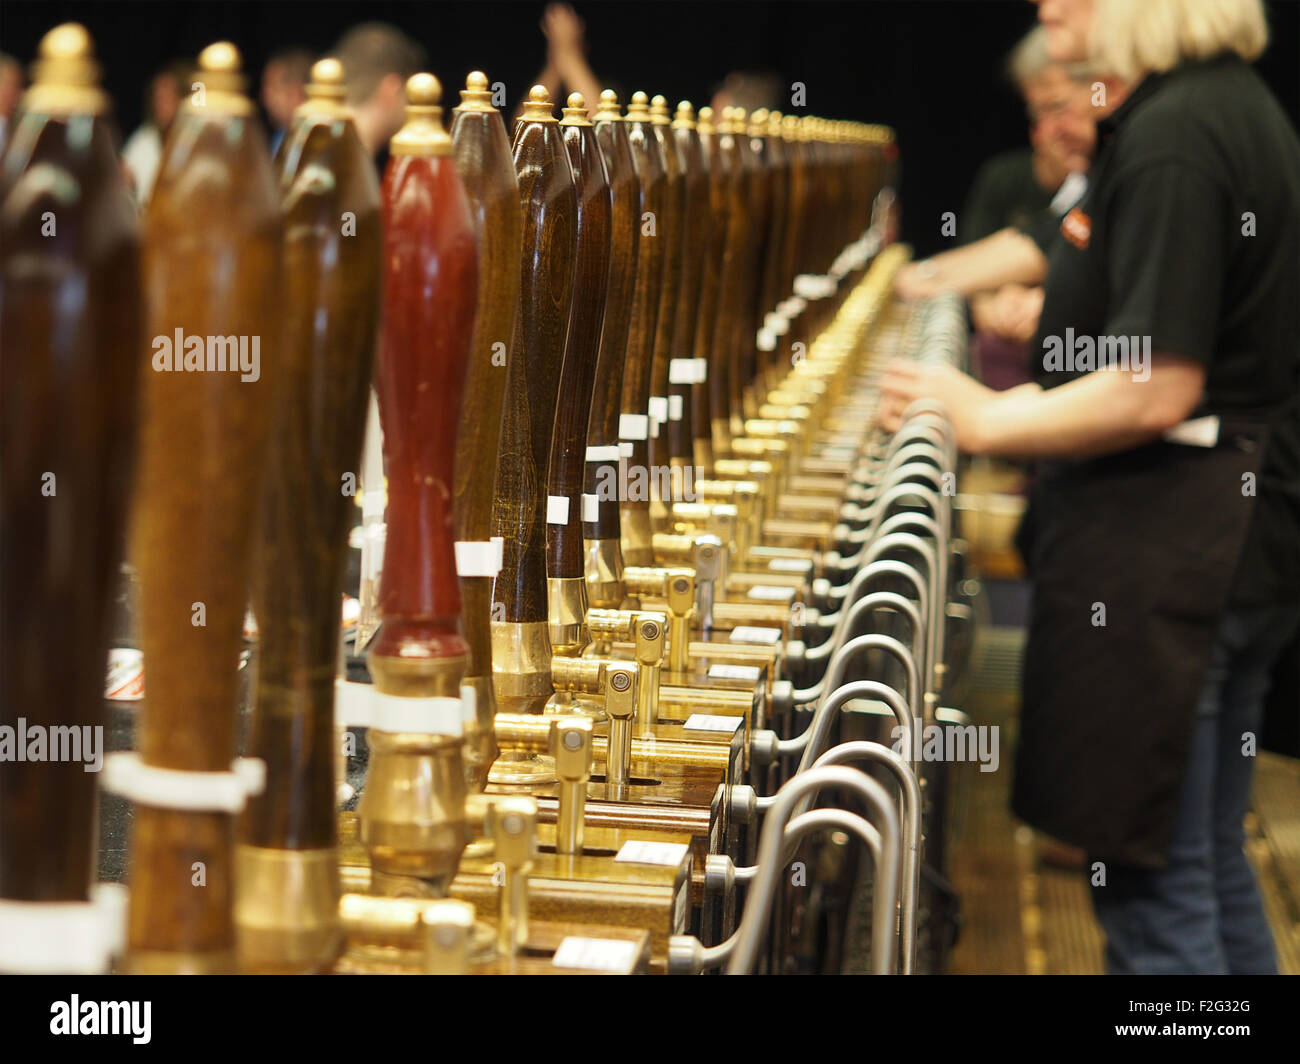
[3,0,1298,256]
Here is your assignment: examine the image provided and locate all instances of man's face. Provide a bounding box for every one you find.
[152,75,180,130]
[0,64,22,119]
[261,62,305,129]
[1024,66,1096,174]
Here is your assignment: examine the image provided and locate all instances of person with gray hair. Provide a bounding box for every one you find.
[959,26,1086,245]
[262,47,314,157]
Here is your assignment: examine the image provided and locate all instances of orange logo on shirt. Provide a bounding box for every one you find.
[1061,207,1091,249]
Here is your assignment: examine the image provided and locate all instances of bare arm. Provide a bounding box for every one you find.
[879,356,1206,459]
[544,3,603,115]
[894,228,1049,301]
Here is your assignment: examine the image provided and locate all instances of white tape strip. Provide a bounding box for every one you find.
[747,585,796,602]
[552,936,640,972]
[361,489,386,520]
[581,494,600,522]
[756,328,777,352]
[683,714,742,733]
[455,538,504,578]
[668,395,683,421]
[648,396,668,423]
[729,626,782,645]
[690,357,709,382]
[1163,414,1220,448]
[708,663,762,682]
[768,557,810,573]
[614,840,690,867]
[335,679,467,736]
[585,445,620,462]
[0,883,127,974]
[619,413,648,441]
[669,359,695,385]
[546,495,570,525]
[101,752,266,813]
[619,441,634,457]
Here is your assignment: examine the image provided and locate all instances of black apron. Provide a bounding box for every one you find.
[1011,413,1273,869]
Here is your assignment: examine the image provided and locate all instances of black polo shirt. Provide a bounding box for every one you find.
[1032,54,1300,604]
[959,147,1055,244]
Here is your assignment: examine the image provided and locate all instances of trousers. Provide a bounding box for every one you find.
[1087,602,1297,975]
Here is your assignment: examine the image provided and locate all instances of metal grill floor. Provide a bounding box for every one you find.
[949,625,1300,975]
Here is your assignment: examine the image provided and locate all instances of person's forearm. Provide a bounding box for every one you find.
[936,229,1048,297]
[973,367,1199,459]
[554,49,602,114]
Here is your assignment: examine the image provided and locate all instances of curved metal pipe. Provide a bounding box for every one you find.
[811,742,922,975]
[873,512,948,684]
[849,441,949,511]
[734,808,882,885]
[776,676,912,772]
[794,590,923,705]
[726,766,901,975]
[812,558,929,643]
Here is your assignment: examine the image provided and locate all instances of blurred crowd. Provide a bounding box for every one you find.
[0,4,786,204]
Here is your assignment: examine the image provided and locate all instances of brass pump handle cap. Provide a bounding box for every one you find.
[307,57,346,100]
[560,91,591,126]
[391,73,451,155]
[25,22,107,114]
[521,83,557,121]
[595,88,622,120]
[456,69,496,113]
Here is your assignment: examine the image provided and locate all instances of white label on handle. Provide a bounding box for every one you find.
[691,357,709,382]
[1163,414,1220,448]
[748,585,796,602]
[546,495,570,525]
[683,714,742,733]
[585,445,620,462]
[768,558,809,573]
[708,663,762,682]
[648,396,668,422]
[668,395,683,421]
[729,626,782,645]
[614,840,690,867]
[454,538,504,577]
[581,494,600,522]
[552,936,641,973]
[619,441,634,457]
[619,413,648,441]
[669,359,695,385]
[336,682,467,737]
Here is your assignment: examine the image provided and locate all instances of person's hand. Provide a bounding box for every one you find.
[877,360,994,454]
[969,290,1002,335]
[542,3,586,59]
[893,261,944,302]
[971,284,1044,343]
[1002,285,1044,343]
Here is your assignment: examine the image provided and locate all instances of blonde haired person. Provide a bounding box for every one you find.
[882,0,1299,974]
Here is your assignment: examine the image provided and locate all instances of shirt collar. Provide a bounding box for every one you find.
[1097,71,1166,138]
